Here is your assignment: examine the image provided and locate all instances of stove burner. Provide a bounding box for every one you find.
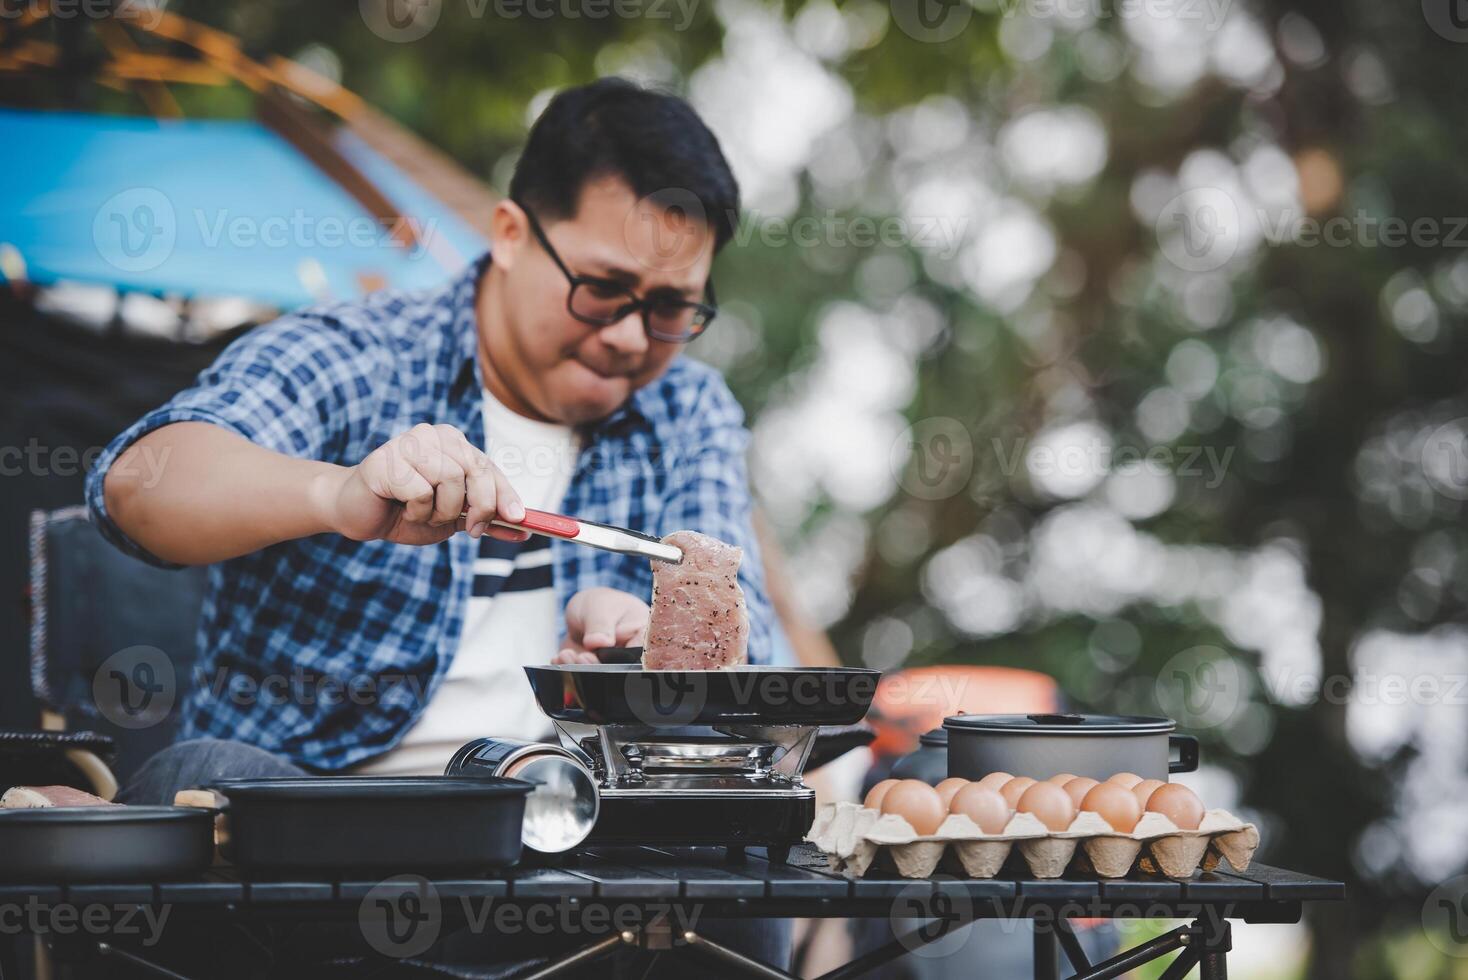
[553,721,820,860]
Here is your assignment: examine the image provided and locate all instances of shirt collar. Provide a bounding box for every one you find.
[448,253,492,400]
[448,250,654,437]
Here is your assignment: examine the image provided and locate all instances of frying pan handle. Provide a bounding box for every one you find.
[1169,734,1200,774]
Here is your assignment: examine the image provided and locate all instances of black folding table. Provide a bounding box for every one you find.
[1,843,1345,979]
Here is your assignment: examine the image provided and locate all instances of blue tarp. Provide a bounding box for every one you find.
[0,108,487,308]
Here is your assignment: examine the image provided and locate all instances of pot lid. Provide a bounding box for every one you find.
[943,713,1175,734]
[918,727,948,747]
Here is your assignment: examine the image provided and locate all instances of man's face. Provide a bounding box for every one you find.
[486,176,717,425]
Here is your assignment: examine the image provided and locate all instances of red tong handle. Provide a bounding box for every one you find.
[512,509,581,538]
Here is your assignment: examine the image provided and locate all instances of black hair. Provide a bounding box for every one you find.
[509,77,741,250]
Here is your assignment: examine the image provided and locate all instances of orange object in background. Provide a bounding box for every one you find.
[866,665,1060,760]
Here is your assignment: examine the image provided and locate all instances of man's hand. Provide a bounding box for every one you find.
[322,423,529,546]
[553,587,650,664]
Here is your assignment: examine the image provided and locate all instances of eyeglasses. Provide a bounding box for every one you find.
[519,203,717,343]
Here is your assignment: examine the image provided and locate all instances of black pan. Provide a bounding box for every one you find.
[524,663,880,726]
[0,806,214,882]
[213,776,531,872]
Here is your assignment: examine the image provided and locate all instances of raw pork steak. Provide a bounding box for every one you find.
[643,530,749,669]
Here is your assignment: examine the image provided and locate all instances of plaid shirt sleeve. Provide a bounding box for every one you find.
[654,365,792,666]
[85,310,390,568]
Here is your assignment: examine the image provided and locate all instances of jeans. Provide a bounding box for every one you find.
[120,738,792,979]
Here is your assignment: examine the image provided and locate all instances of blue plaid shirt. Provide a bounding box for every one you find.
[86,255,785,770]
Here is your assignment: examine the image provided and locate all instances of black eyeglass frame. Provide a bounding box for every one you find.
[518,204,718,344]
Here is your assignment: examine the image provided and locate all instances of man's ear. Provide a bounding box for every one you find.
[489,199,530,270]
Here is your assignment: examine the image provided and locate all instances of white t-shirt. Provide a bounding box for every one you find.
[354,388,580,776]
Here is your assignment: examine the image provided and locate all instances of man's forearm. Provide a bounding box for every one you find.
[104,422,348,565]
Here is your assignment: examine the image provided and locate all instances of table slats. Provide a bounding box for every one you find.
[0,851,1341,912]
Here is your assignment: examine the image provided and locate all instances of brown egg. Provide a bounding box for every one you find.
[1061,776,1100,808]
[1131,779,1165,808]
[880,780,947,835]
[863,779,899,810]
[949,783,1010,834]
[935,778,969,809]
[1080,781,1143,833]
[1045,773,1078,785]
[976,772,1014,791]
[1106,772,1144,789]
[1146,783,1205,830]
[1017,781,1077,832]
[999,776,1037,807]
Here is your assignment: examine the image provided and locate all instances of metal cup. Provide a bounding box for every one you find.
[446,737,599,853]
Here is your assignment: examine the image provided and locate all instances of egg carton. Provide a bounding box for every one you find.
[806,802,1260,880]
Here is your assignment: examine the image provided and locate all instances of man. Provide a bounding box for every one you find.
[87,78,789,972]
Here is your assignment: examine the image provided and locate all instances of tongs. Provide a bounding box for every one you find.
[489,508,683,564]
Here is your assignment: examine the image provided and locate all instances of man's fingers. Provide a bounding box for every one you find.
[579,606,622,650]
[566,589,647,650]
[432,426,524,535]
[395,465,437,525]
[491,465,525,524]
[422,425,471,525]
[461,452,499,532]
[614,605,650,646]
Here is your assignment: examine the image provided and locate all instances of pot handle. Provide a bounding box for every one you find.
[1169,734,1200,773]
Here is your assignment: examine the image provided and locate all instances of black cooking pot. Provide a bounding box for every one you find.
[889,728,948,785]
[944,713,1199,782]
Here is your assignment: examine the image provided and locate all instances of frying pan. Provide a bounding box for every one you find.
[0,806,214,881]
[524,663,880,727]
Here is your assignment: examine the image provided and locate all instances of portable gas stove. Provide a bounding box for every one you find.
[523,663,880,861]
